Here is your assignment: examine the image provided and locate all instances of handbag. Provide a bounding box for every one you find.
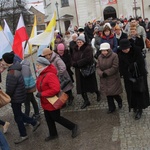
[46,91,68,109]
[129,62,146,92]
[59,74,71,89]
[0,90,11,108]
[145,38,150,48]
[80,62,96,77]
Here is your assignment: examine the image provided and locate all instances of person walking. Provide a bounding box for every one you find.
[118,39,150,120]
[0,120,10,134]
[2,52,40,144]
[36,57,78,141]
[21,60,40,120]
[72,35,101,109]
[97,43,123,113]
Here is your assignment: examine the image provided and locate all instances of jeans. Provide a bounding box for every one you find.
[11,103,37,137]
[44,109,75,137]
[0,131,10,150]
[24,93,39,116]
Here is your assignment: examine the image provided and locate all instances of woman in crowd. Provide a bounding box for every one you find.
[72,35,101,109]
[36,57,78,141]
[100,24,118,53]
[118,39,150,120]
[56,43,74,106]
[97,43,123,113]
[41,48,74,105]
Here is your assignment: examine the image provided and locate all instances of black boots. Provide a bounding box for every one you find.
[81,93,90,109]
[135,109,142,120]
[95,91,101,102]
[68,91,74,106]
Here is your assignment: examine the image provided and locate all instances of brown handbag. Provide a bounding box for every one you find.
[145,38,150,48]
[0,90,11,108]
[47,91,68,109]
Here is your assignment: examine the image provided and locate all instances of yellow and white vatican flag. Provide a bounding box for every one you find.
[0,26,12,59]
[25,15,37,54]
[29,11,56,46]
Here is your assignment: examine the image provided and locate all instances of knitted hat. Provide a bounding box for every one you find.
[41,48,53,56]
[119,39,131,50]
[56,35,61,39]
[2,52,14,64]
[77,35,85,42]
[100,43,110,50]
[36,57,50,66]
[57,43,65,51]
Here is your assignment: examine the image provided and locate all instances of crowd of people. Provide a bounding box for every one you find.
[0,16,150,149]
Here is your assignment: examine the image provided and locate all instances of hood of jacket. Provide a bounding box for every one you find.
[21,59,30,67]
[8,61,22,71]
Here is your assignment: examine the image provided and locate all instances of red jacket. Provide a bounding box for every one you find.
[36,64,60,111]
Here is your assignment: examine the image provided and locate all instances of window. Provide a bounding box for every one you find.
[61,0,69,7]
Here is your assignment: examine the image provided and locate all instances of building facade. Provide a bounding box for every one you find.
[43,0,150,33]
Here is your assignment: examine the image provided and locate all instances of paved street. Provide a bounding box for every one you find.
[1,51,150,150]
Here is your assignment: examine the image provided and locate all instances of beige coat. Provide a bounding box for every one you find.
[97,49,122,96]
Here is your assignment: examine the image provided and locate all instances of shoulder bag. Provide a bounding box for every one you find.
[40,74,68,109]
[130,62,146,93]
[0,90,11,108]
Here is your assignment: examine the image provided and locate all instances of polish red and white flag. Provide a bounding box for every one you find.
[12,14,28,59]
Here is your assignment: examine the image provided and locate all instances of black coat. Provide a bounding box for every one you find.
[72,43,98,94]
[6,62,26,103]
[118,46,150,110]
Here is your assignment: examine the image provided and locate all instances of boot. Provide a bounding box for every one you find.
[107,96,116,114]
[114,95,122,109]
[95,91,101,102]
[81,93,90,109]
[135,109,142,120]
[68,91,74,106]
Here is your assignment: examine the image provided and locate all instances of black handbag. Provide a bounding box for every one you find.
[59,75,71,90]
[80,62,96,77]
[129,62,146,92]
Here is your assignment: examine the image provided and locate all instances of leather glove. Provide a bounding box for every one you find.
[102,72,108,78]
[36,92,41,98]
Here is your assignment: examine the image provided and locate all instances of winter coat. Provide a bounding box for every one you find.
[94,34,101,51]
[115,32,128,46]
[49,51,73,92]
[118,45,150,110]
[6,62,26,103]
[100,34,118,53]
[69,40,76,57]
[84,26,94,43]
[58,50,74,82]
[145,22,150,39]
[36,64,60,111]
[129,35,144,51]
[21,60,36,93]
[97,49,123,96]
[72,43,98,94]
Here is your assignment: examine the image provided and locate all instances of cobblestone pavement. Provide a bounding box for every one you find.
[0,51,150,150]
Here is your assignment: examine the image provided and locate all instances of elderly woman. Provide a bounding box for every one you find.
[97,43,123,113]
[41,48,73,105]
[72,35,101,109]
[118,39,150,120]
[36,57,78,141]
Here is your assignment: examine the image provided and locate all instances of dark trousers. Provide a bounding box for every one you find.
[11,103,37,137]
[0,120,5,126]
[0,131,10,150]
[24,93,39,116]
[107,95,122,111]
[44,109,75,137]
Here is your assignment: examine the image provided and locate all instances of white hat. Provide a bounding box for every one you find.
[100,43,110,50]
